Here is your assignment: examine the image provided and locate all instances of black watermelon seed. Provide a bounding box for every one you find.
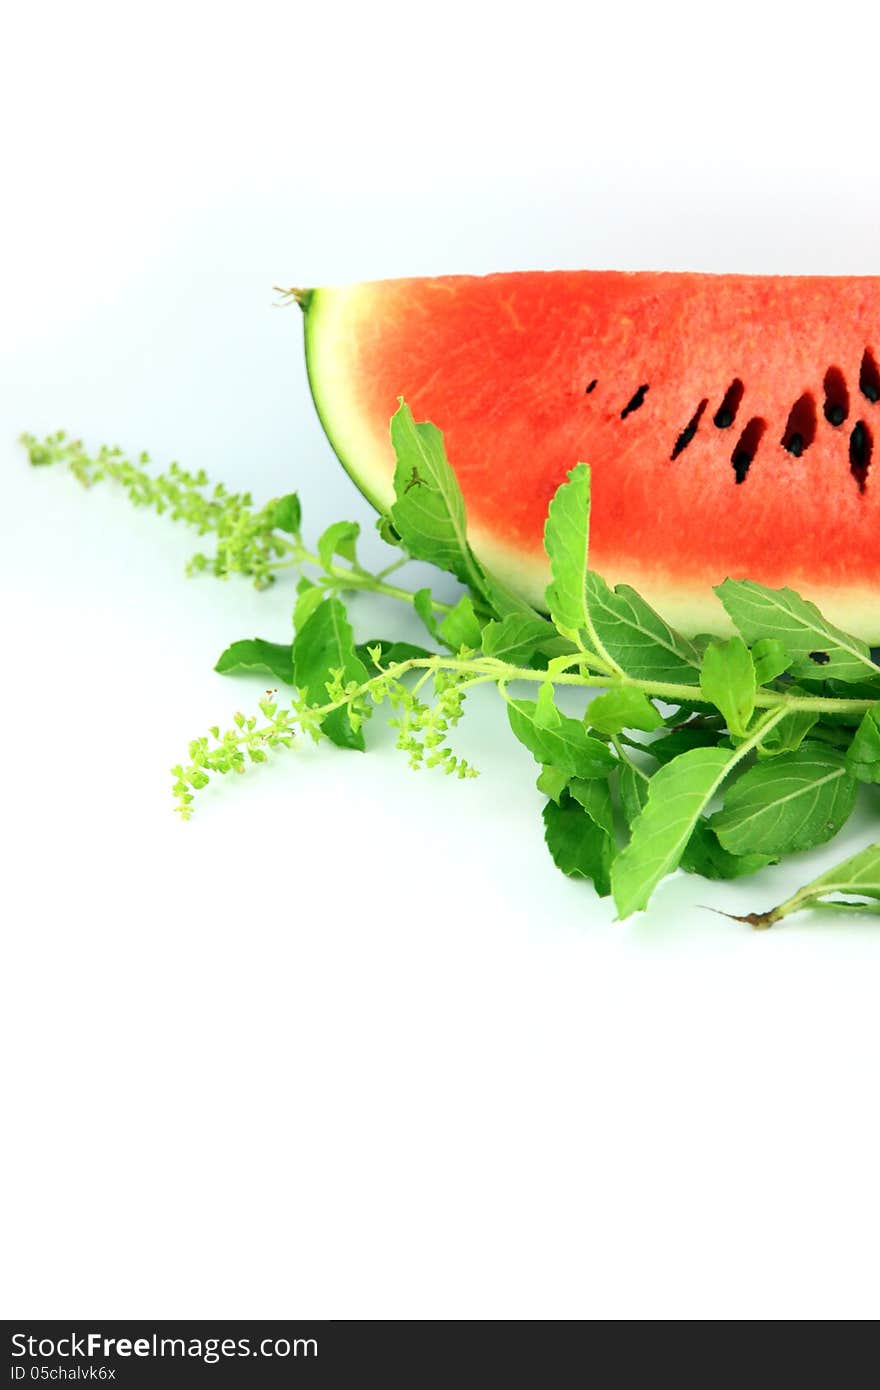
[672,422,698,458]
[585,379,597,394]
[850,420,873,492]
[823,367,849,426]
[714,379,745,430]
[730,417,767,483]
[670,398,708,461]
[860,349,880,403]
[620,383,649,419]
[781,393,817,457]
[733,450,751,483]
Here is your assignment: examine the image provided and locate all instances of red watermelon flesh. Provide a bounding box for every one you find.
[299,271,880,639]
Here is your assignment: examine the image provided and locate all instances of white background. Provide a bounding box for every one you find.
[3,0,880,1320]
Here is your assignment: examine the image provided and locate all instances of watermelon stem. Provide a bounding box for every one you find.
[272,285,313,311]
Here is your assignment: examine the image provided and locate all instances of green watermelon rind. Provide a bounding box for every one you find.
[302,285,396,518]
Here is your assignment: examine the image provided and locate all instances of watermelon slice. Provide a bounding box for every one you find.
[298,271,880,639]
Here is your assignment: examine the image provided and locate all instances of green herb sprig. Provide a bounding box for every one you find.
[26,404,880,927]
[20,429,455,620]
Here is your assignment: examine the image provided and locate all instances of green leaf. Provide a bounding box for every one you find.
[748,839,880,927]
[544,462,591,636]
[482,612,563,664]
[214,637,294,685]
[317,519,360,571]
[846,706,880,783]
[617,760,651,827]
[711,745,857,856]
[292,598,368,750]
[413,588,441,642]
[824,678,880,708]
[293,581,326,633]
[355,639,431,670]
[585,574,701,684]
[376,513,402,548]
[536,764,569,804]
[585,688,663,736]
[542,788,614,896]
[658,698,719,721]
[389,400,483,590]
[568,776,616,839]
[751,637,790,686]
[507,699,617,779]
[612,747,737,917]
[680,821,774,880]
[438,593,482,651]
[808,900,880,917]
[534,681,561,729]
[271,492,302,535]
[690,634,716,655]
[648,726,724,764]
[794,842,880,902]
[699,636,756,736]
[715,579,880,684]
[481,569,568,639]
[756,706,817,757]
[474,572,575,659]
[477,569,534,617]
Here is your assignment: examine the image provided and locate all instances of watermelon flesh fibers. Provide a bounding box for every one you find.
[300,271,880,639]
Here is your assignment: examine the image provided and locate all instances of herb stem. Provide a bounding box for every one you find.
[327,566,456,615]
[374,556,411,580]
[302,655,876,728]
[444,659,876,717]
[286,545,456,616]
[579,612,623,678]
[611,735,651,780]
